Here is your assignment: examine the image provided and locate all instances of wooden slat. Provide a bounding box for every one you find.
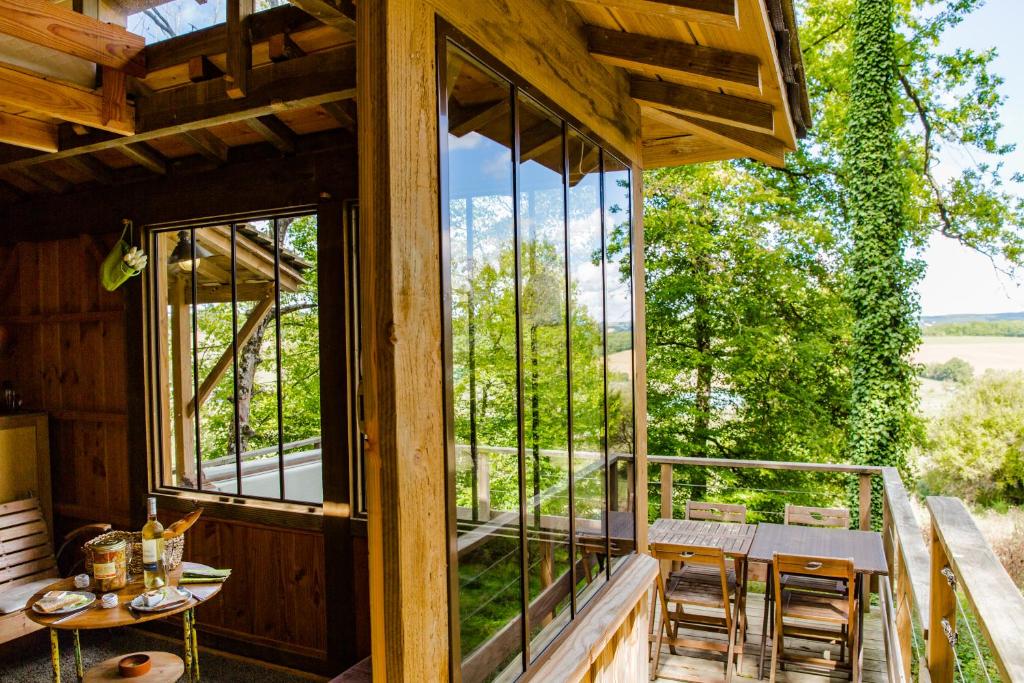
[631,76,774,134]
[568,0,739,28]
[0,113,58,152]
[0,542,52,570]
[0,497,40,516]
[0,556,56,583]
[0,509,44,532]
[928,496,1024,682]
[0,530,49,555]
[0,0,145,76]
[586,25,760,93]
[0,64,134,136]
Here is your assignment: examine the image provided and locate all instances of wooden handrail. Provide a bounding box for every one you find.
[927,496,1024,683]
[647,454,883,475]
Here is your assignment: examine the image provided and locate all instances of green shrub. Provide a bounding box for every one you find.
[918,370,1024,505]
[919,357,974,384]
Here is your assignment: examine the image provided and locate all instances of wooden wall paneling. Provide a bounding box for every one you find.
[359,0,450,680]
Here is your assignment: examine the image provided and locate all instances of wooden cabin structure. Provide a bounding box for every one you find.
[7,1,1016,683]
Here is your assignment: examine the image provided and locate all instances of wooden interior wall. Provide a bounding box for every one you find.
[0,148,369,674]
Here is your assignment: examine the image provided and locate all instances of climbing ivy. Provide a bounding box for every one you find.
[845,0,921,524]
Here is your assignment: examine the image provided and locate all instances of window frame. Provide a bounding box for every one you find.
[143,210,329,514]
[436,19,640,682]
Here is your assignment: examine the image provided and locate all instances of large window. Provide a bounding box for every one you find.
[147,215,324,505]
[439,36,637,682]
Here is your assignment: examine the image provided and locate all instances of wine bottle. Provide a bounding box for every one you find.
[142,496,168,589]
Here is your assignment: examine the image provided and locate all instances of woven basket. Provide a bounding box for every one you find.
[84,530,185,576]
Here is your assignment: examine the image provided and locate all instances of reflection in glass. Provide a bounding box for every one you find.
[567,131,607,607]
[603,157,635,570]
[518,95,571,657]
[445,46,523,681]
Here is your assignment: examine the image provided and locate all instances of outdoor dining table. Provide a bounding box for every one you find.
[648,517,759,668]
[746,523,888,680]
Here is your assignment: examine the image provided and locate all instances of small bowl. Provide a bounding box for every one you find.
[118,653,152,678]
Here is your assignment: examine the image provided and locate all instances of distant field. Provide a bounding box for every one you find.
[914,336,1024,373]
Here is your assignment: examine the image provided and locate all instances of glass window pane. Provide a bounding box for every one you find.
[445,45,524,681]
[567,132,607,607]
[127,0,228,43]
[278,215,322,503]
[602,156,635,571]
[518,95,572,657]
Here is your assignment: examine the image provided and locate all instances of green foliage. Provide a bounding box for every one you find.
[924,320,1024,337]
[918,357,973,383]
[918,370,1024,505]
[844,0,921,523]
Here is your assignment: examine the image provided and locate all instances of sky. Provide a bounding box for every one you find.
[916,0,1024,316]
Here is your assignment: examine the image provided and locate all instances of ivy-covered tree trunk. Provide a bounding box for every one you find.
[845,0,920,525]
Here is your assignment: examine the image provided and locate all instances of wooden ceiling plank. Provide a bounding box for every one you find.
[245,115,297,153]
[120,142,168,175]
[643,105,783,166]
[0,113,58,152]
[567,0,738,28]
[226,0,255,99]
[0,0,145,76]
[0,64,134,135]
[586,25,760,92]
[630,76,773,134]
[642,134,738,167]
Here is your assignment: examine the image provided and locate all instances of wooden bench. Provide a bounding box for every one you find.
[0,497,109,644]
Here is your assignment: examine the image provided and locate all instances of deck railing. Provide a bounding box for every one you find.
[649,455,1024,683]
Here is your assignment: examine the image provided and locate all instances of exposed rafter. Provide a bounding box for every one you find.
[642,105,784,166]
[0,64,134,135]
[0,0,146,76]
[586,26,760,94]
[630,76,773,134]
[0,113,58,152]
[641,134,736,168]
[245,115,297,153]
[285,0,356,35]
[567,0,738,28]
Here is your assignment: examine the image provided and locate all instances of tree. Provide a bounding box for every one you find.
[919,357,974,384]
[844,0,920,520]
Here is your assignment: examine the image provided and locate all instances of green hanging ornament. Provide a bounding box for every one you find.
[100,219,148,291]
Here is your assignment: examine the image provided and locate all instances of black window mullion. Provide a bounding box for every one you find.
[230,223,243,494]
[563,121,577,620]
[598,149,611,581]
[191,228,203,489]
[273,219,286,501]
[510,87,531,671]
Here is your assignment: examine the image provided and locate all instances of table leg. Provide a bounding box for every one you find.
[758,565,772,680]
[190,607,200,681]
[49,628,61,683]
[183,608,193,681]
[74,629,84,680]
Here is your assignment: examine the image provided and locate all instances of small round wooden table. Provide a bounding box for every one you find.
[83,651,185,682]
[27,564,223,683]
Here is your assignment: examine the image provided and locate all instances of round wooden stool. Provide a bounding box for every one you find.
[83,651,185,682]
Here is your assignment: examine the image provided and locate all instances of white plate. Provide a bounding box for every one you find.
[130,587,192,612]
[32,591,96,615]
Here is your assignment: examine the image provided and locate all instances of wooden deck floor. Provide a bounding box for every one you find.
[652,595,889,683]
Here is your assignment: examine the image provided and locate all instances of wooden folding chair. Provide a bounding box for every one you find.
[649,542,740,682]
[782,505,852,597]
[685,500,746,524]
[768,553,860,683]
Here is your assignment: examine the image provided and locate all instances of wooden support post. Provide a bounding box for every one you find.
[927,514,956,683]
[896,550,914,681]
[226,0,254,99]
[170,275,196,487]
[660,463,673,519]
[476,449,490,521]
[860,473,873,613]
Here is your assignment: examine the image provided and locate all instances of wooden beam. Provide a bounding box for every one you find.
[120,142,167,175]
[630,76,774,134]
[286,0,356,32]
[226,0,254,99]
[567,0,738,28]
[245,115,297,153]
[0,47,354,173]
[0,63,134,135]
[0,0,146,76]
[269,32,306,62]
[642,106,784,166]
[186,286,276,418]
[0,113,58,153]
[188,56,223,83]
[449,99,511,137]
[181,129,229,164]
[586,26,760,93]
[641,134,737,167]
[101,68,128,129]
[320,100,356,132]
[62,154,115,185]
[18,165,71,194]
